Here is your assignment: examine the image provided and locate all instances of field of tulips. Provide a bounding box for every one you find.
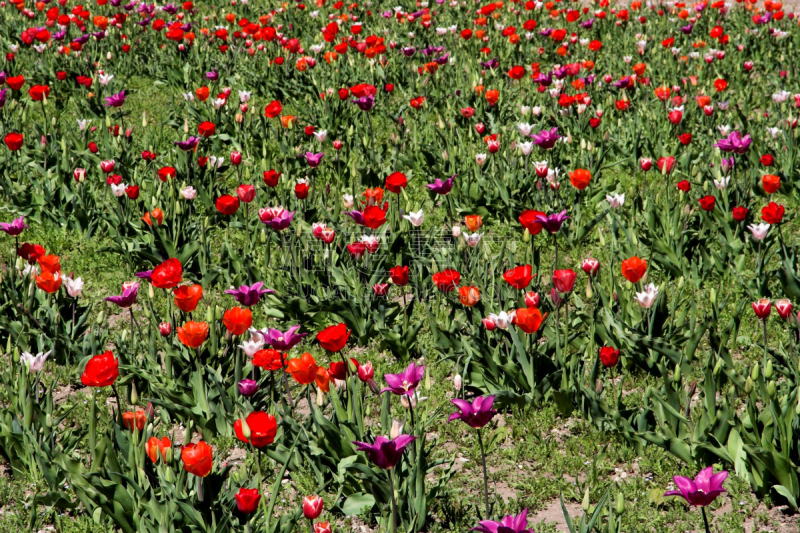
[4,0,800,530]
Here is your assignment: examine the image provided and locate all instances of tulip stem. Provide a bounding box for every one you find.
[254,448,270,530]
[476,428,490,520]
[89,388,97,468]
[701,507,711,533]
[388,467,398,533]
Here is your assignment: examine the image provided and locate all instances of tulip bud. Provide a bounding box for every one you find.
[744,376,754,393]
[615,493,625,514]
[45,413,53,428]
[454,374,462,390]
[767,380,776,399]
[390,419,404,439]
[148,284,155,299]
[765,359,773,380]
[130,382,139,405]
[316,387,325,406]
[713,357,723,377]
[452,225,461,238]
[96,311,105,325]
[159,322,171,336]
[206,306,214,323]
[581,486,590,512]
[751,362,760,381]
[673,364,681,383]
[240,418,251,441]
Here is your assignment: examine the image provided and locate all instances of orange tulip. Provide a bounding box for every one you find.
[485,89,499,106]
[122,410,146,432]
[174,284,203,313]
[287,353,330,392]
[223,307,253,336]
[620,257,647,283]
[514,308,546,334]
[569,169,592,190]
[37,254,61,274]
[465,215,483,232]
[280,115,296,128]
[36,269,62,293]
[458,286,481,307]
[178,321,209,348]
[146,436,172,463]
[762,174,781,194]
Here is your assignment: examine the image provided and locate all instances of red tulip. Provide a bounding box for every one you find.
[552,269,577,293]
[432,269,460,292]
[263,170,281,187]
[216,195,240,215]
[385,172,407,193]
[303,495,324,519]
[513,307,546,334]
[81,350,120,387]
[524,291,540,308]
[581,258,600,276]
[676,180,691,192]
[752,298,771,319]
[198,121,216,138]
[699,196,716,211]
[4,132,23,151]
[503,265,534,290]
[235,488,261,514]
[151,258,183,289]
[732,207,748,222]
[237,184,256,203]
[389,266,409,286]
[234,411,278,448]
[599,347,620,368]
[762,202,785,224]
[775,299,793,320]
[316,323,351,352]
[182,441,213,477]
[146,436,171,463]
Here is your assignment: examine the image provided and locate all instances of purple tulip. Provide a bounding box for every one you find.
[0,88,8,109]
[612,76,633,89]
[261,209,295,231]
[174,137,200,151]
[0,216,28,237]
[480,57,499,69]
[680,24,694,34]
[534,210,570,233]
[344,210,366,226]
[104,282,139,308]
[720,157,735,174]
[552,65,568,79]
[225,282,274,307]
[426,176,455,195]
[532,71,552,86]
[104,91,127,108]
[305,152,324,168]
[381,362,424,396]
[530,127,561,149]
[400,46,417,57]
[238,379,259,397]
[448,395,497,429]
[714,131,752,154]
[352,435,416,470]
[351,95,375,112]
[540,28,553,37]
[471,509,532,533]
[135,270,153,281]
[433,53,450,65]
[579,18,594,28]
[205,68,219,81]
[0,72,6,85]
[664,467,728,507]
[262,325,307,351]
[73,34,90,45]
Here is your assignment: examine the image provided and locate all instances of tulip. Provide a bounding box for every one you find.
[426,176,455,195]
[352,435,416,470]
[0,216,28,237]
[458,286,480,307]
[752,298,771,319]
[503,265,534,290]
[225,282,274,307]
[105,282,139,308]
[262,325,307,351]
[514,307,546,333]
[316,323,351,352]
[599,347,620,368]
[664,467,727,508]
[634,283,659,308]
[21,350,51,373]
[621,257,647,283]
[64,277,84,298]
[524,291,540,308]
[530,127,561,149]
[182,441,213,478]
[775,299,793,319]
[488,311,515,330]
[234,411,277,446]
[303,495,324,519]
[235,488,261,514]
[158,322,171,336]
[81,351,120,387]
[314,522,331,533]
[747,223,770,241]
[472,509,532,533]
[482,316,497,330]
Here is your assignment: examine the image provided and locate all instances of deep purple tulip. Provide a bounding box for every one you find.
[104,282,139,308]
[530,127,561,149]
[174,137,200,151]
[720,157,735,174]
[381,362,425,396]
[426,176,454,195]
[680,24,694,34]
[238,379,259,397]
[400,46,417,57]
[612,76,633,89]
[205,68,219,81]
[714,131,752,154]
[305,152,324,168]
[534,210,570,233]
[480,57,499,69]
[262,325,307,351]
[552,65,568,79]
[579,18,595,28]
[540,28,553,37]
[472,509,532,533]
[0,216,28,237]
[225,282,274,307]
[104,91,127,108]
[344,210,366,226]
[532,71,552,86]
[0,88,8,109]
[352,435,416,469]
[433,53,450,65]
[448,395,497,429]
[351,95,375,112]
[664,467,728,507]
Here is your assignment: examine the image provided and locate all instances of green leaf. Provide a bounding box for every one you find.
[341,493,375,516]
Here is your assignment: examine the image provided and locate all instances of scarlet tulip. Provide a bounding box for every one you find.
[569,169,591,190]
[81,350,119,387]
[599,347,620,368]
[432,269,461,292]
[235,488,261,514]
[762,175,780,194]
[389,266,409,286]
[177,321,209,348]
[146,436,171,463]
[151,258,183,289]
[620,257,647,283]
[762,202,785,224]
[182,441,213,477]
[174,284,203,312]
[316,323,351,352]
[514,307,546,333]
[503,265,534,290]
[223,307,253,336]
[458,285,480,307]
[287,353,330,391]
[122,410,146,432]
[234,411,278,447]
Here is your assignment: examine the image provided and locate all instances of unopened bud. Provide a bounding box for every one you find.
[765,359,773,379]
[390,419,404,440]
[454,374,462,390]
[240,418,251,441]
[767,380,776,399]
[615,493,625,514]
[751,363,760,381]
[744,376,754,393]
